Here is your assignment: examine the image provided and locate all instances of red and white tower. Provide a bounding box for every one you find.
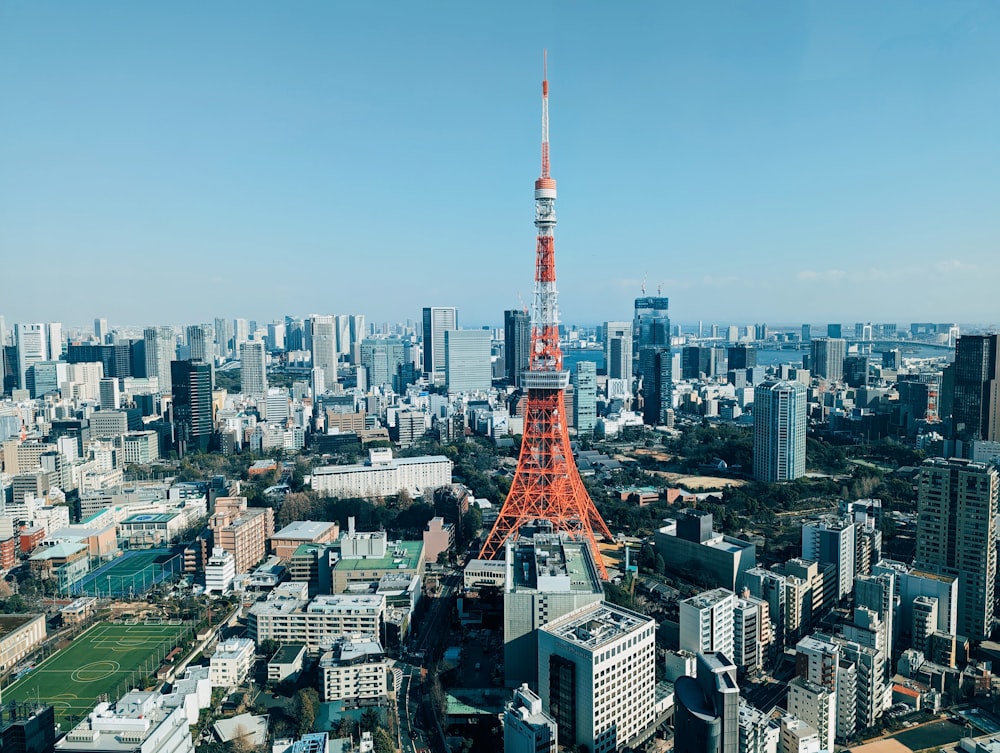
[479,55,614,579]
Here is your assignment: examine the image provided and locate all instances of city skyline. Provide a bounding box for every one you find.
[3,3,999,324]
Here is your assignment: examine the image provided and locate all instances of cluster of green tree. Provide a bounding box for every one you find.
[213,369,241,393]
[661,423,754,472]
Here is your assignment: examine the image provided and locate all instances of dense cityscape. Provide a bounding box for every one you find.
[3,6,1000,753]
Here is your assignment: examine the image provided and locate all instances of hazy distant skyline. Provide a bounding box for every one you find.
[2,2,999,327]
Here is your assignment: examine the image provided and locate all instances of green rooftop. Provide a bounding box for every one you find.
[333,540,424,572]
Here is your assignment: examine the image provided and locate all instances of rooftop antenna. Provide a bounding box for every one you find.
[640,274,647,296]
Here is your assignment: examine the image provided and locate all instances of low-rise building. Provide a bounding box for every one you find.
[653,509,756,591]
[422,517,455,564]
[463,559,506,589]
[209,638,255,688]
[0,614,46,673]
[310,448,452,499]
[268,644,306,685]
[248,593,385,653]
[205,548,236,595]
[54,691,193,753]
[319,636,388,704]
[270,521,340,561]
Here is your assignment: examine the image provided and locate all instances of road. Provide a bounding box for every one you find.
[744,679,788,713]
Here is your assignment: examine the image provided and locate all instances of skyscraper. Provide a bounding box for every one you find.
[94,317,109,343]
[214,317,232,359]
[144,326,176,394]
[504,309,531,387]
[240,341,267,397]
[233,318,250,351]
[171,360,214,455]
[444,330,491,393]
[186,324,213,363]
[14,323,47,392]
[46,322,62,361]
[753,380,807,482]
[360,336,406,390]
[349,314,366,364]
[727,345,756,370]
[810,338,846,382]
[914,458,999,639]
[572,361,597,435]
[949,333,1000,441]
[633,295,669,370]
[309,315,338,391]
[603,321,632,381]
[422,306,458,380]
[639,346,672,425]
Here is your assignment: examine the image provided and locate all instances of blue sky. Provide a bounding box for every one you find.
[2,2,999,328]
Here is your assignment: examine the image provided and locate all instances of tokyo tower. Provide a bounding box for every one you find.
[479,55,614,580]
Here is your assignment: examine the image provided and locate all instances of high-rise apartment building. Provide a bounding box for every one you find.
[143,326,176,394]
[504,309,531,387]
[810,337,846,382]
[538,601,656,753]
[209,496,275,575]
[360,337,406,390]
[603,322,632,381]
[171,360,213,455]
[309,315,338,391]
[15,324,47,392]
[948,334,1000,441]
[753,380,807,482]
[572,361,597,435]
[186,324,213,363]
[233,318,250,351]
[914,458,999,639]
[733,596,771,675]
[679,588,736,659]
[240,341,267,397]
[786,676,835,753]
[444,330,491,393]
[422,306,458,380]
[801,518,857,601]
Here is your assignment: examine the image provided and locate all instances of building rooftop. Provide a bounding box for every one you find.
[121,513,178,524]
[306,594,384,614]
[270,644,306,665]
[681,588,736,609]
[541,602,652,650]
[30,542,88,561]
[333,539,423,572]
[508,535,602,594]
[320,636,384,666]
[55,692,185,753]
[314,454,451,474]
[0,614,41,637]
[273,521,338,540]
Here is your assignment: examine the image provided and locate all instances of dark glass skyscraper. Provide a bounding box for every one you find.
[504,308,531,387]
[171,360,213,455]
[634,296,671,424]
[633,296,670,367]
[950,334,1000,441]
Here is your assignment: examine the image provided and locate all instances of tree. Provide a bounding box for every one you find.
[294,688,319,736]
[373,728,395,753]
[360,707,381,733]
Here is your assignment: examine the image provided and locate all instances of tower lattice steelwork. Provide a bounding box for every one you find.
[479,56,613,579]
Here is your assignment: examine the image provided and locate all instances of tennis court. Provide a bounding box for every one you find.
[3,621,191,725]
[70,549,184,598]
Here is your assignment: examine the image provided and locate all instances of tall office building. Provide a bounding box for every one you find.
[310,315,338,391]
[214,317,232,359]
[673,652,739,753]
[504,309,531,387]
[171,360,214,455]
[827,323,842,339]
[639,347,672,426]
[233,318,250,350]
[504,684,558,753]
[46,322,62,361]
[240,341,267,397]
[186,324,213,363]
[502,535,604,689]
[948,333,1000,441]
[144,326,176,394]
[753,380,807,482]
[538,601,656,753]
[422,306,458,380]
[15,324,47,391]
[334,315,352,359]
[603,321,632,381]
[94,317,109,343]
[572,361,597,435]
[810,338,846,382]
[99,377,120,411]
[360,337,406,390]
[349,314,366,364]
[444,330,491,393]
[727,345,756,370]
[266,321,286,352]
[0,315,7,347]
[914,458,999,639]
[633,296,669,372]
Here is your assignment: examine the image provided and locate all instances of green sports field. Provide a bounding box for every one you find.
[3,621,191,726]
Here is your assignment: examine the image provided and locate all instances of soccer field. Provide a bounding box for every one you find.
[3,621,191,726]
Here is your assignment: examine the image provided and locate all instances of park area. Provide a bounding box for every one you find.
[3,621,191,726]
